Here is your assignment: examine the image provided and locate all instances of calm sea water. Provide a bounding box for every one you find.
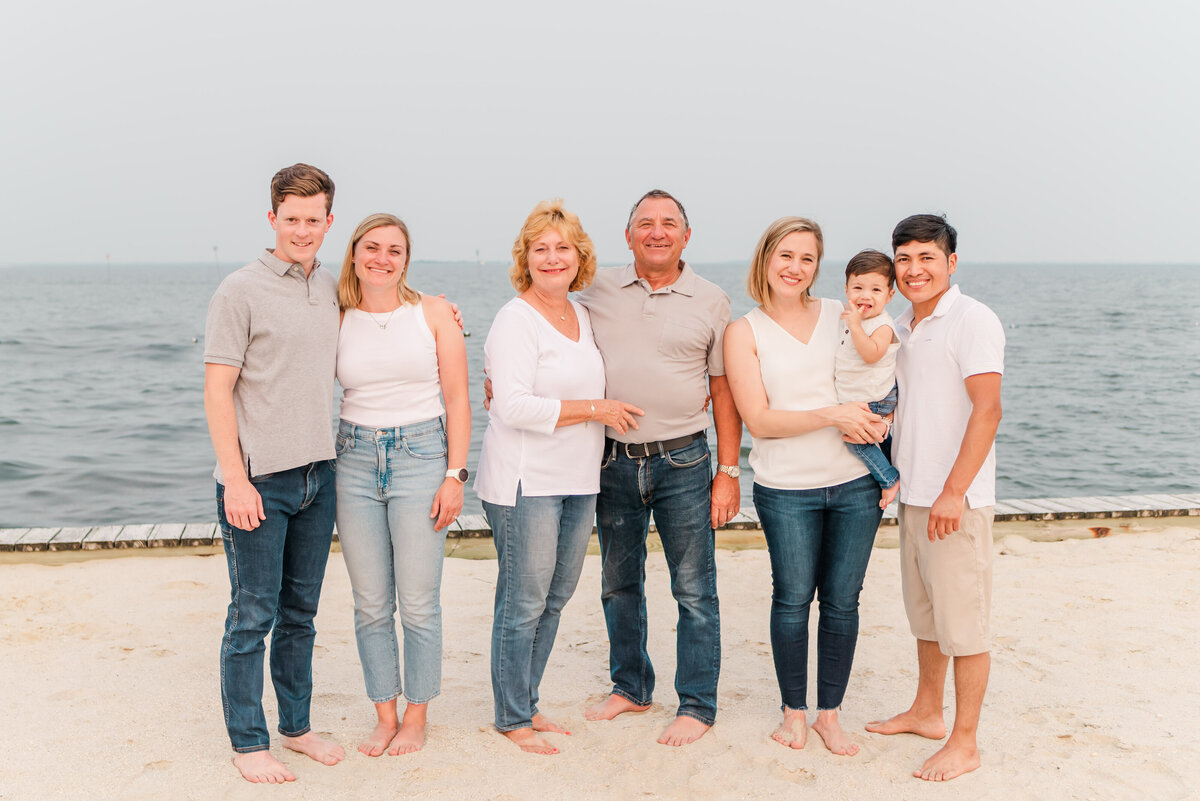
[1,260,1197,528]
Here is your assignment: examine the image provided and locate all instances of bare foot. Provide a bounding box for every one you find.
[584,693,650,721]
[387,702,428,755]
[657,715,710,746]
[531,712,571,735]
[281,731,345,766]
[501,727,559,755]
[914,740,981,781]
[771,707,807,750]
[864,709,947,739]
[232,750,296,784]
[359,720,398,757]
[880,483,900,510]
[812,710,859,756]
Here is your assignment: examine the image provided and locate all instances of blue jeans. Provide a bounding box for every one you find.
[845,383,899,489]
[335,418,448,705]
[217,460,336,753]
[596,434,720,725]
[483,485,595,731]
[753,474,881,711]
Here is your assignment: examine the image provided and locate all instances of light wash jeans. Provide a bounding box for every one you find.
[335,417,448,705]
[483,484,595,731]
[217,460,336,753]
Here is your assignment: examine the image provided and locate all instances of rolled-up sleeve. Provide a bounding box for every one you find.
[485,306,561,434]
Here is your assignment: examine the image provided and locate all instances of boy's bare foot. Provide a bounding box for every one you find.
[359,720,398,757]
[914,740,981,781]
[584,693,650,721]
[812,710,859,756]
[281,731,345,766]
[771,707,807,750]
[657,715,710,746]
[865,709,947,739]
[531,712,571,735]
[501,727,559,755]
[232,750,296,783]
[880,483,900,510]
[388,702,428,755]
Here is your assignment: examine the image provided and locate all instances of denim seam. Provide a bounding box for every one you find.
[675,708,715,727]
[231,744,271,754]
[611,686,652,707]
[278,723,312,738]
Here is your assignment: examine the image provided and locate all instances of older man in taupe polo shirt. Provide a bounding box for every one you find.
[580,189,742,746]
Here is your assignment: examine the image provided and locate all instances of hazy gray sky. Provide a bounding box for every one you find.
[3,0,1196,266]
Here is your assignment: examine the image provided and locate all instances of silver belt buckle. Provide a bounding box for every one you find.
[623,441,641,459]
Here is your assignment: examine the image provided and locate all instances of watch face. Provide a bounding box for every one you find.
[455,468,469,483]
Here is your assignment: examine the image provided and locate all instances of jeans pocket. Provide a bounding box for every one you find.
[335,433,353,456]
[600,448,614,470]
[665,440,709,469]
[402,428,448,460]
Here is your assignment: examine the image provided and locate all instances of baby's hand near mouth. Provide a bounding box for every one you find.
[841,301,864,330]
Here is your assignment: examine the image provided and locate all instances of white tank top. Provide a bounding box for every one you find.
[745,301,869,490]
[336,299,445,428]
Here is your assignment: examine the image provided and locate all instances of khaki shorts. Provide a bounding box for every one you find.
[898,501,994,656]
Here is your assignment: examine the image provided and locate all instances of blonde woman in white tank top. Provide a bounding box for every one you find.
[333,214,470,757]
[723,217,886,758]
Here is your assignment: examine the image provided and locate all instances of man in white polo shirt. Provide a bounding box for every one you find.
[865,214,1004,782]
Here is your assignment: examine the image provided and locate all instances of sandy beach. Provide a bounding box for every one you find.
[2,518,1197,801]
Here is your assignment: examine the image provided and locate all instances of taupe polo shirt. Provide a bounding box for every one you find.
[204,249,339,483]
[579,261,731,443]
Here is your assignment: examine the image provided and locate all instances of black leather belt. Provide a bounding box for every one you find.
[608,431,704,459]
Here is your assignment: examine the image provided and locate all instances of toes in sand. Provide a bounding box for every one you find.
[657,715,710,746]
[232,750,296,784]
[282,731,345,766]
[812,711,860,756]
[864,710,947,740]
[771,708,808,750]
[914,741,981,781]
[584,693,650,721]
[501,727,560,755]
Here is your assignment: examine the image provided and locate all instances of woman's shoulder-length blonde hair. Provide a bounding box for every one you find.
[509,200,597,293]
[746,216,824,310]
[338,213,418,311]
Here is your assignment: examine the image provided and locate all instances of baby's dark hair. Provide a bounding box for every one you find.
[845,249,895,286]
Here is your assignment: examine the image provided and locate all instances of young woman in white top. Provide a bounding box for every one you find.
[334,213,470,757]
[475,200,643,755]
[723,217,885,758]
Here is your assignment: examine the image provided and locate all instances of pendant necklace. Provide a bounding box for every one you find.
[366,308,398,329]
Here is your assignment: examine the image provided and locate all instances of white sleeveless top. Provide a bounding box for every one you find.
[745,300,869,490]
[336,299,445,428]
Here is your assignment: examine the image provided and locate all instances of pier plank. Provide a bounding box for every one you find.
[0,528,31,551]
[457,514,490,537]
[148,523,187,547]
[114,524,155,548]
[49,527,92,551]
[181,523,217,546]
[18,528,60,551]
[83,526,124,550]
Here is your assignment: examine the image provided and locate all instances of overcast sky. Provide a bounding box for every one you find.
[3,0,1196,267]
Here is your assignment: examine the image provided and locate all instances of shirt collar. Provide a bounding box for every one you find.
[619,260,696,296]
[258,248,320,277]
[896,284,961,330]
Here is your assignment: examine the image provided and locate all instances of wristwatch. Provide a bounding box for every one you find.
[717,464,740,479]
[445,467,469,483]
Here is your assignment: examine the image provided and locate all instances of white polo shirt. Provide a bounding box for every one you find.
[893,285,1005,508]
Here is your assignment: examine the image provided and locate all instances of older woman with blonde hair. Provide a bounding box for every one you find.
[475,200,643,754]
[334,213,470,757]
[723,216,884,758]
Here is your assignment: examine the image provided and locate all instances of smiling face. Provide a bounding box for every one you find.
[625,196,691,276]
[894,239,957,319]
[267,193,332,270]
[845,271,895,319]
[526,227,580,296]
[766,230,820,302]
[352,225,409,297]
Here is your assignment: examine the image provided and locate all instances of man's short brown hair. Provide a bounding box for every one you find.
[270,163,335,214]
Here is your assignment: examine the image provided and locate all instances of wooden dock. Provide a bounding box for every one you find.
[1,493,1196,553]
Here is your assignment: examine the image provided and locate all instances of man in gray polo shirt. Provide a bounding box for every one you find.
[203,163,344,783]
[581,190,742,746]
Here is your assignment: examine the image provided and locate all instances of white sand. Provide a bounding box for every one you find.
[2,522,1198,801]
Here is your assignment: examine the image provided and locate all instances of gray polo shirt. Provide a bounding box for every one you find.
[204,249,339,483]
[579,262,731,443]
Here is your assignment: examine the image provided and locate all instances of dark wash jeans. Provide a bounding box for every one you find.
[217,460,336,752]
[596,434,720,725]
[753,474,881,711]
